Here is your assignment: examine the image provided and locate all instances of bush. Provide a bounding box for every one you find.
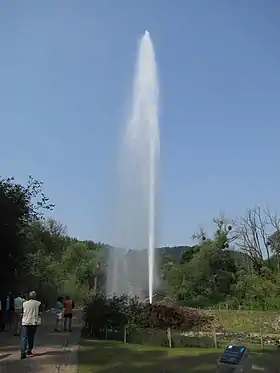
[83,294,214,339]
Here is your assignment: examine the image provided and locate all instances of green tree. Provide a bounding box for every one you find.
[0,176,53,294]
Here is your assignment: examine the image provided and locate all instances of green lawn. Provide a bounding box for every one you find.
[78,339,280,373]
[213,309,280,333]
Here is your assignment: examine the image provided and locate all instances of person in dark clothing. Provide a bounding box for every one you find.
[0,296,5,332]
[3,292,14,331]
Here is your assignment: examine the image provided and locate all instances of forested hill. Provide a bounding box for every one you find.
[102,245,193,260]
[158,245,192,259]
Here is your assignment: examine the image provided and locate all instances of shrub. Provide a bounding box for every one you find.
[83,294,214,337]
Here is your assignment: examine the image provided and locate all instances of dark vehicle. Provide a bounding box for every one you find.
[217,344,252,373]
[220,344,247,364]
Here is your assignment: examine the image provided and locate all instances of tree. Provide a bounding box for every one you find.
[161,219,238,306]
[0,176,53,294]
[235,206,280,273]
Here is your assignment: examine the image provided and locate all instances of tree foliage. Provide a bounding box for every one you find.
[0,176,103,304]
[159,210,280,310]
[0,176,54,294]
[2,174,280,312]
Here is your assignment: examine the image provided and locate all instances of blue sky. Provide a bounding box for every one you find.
[1,1,280,246]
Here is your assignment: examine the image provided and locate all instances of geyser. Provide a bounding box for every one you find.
[106,31,160,303]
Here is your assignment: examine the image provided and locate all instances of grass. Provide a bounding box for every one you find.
[78,339,280,373]
[213,309,280,333]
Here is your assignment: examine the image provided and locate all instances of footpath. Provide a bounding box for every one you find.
[0,310,82,373]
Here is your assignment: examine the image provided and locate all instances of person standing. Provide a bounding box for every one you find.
[54,296,63,332]
[63,296,75,332]
[13,293,25,336]
[20,291,42,360]
[4,292,14,331]
[0,296,4,332]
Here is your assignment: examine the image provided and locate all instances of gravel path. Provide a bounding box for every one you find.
[0,310,82,373]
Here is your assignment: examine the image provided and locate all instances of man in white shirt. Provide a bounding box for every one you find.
[20,291,42,360]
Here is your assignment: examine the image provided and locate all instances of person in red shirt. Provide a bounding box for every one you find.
[63,296,75,332]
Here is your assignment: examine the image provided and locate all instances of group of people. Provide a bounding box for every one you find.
[0,291,43,359]
[0,292,25,334]
[0,291,75,360]
[54,295,75,332]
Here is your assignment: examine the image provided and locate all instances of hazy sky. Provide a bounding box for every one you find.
[1,1,280,246]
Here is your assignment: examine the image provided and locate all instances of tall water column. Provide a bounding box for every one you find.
[106,31,160,303]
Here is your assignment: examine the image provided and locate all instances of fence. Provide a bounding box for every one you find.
[206,302,280,311]
[82,322,280,350]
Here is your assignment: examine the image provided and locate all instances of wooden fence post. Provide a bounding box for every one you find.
[124,324,127,343]
[212,327,217,349]
[167,327,172,348]
[260,326,264,349]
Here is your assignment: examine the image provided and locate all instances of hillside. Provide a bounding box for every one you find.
[158,245,193,259]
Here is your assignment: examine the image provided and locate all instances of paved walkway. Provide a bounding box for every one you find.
[0,310,82,373]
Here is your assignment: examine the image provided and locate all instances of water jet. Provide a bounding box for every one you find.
[106,31,160,304]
